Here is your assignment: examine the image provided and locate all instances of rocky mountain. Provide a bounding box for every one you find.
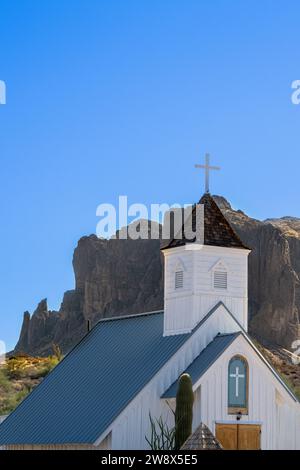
[15,197,300,355]
[214,197,300,348]
[15,221,164,355]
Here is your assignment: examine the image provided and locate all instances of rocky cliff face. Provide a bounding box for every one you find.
[15,224,163,355]
[214,197,300,348]
[15,198,300,355]
[73,233,163,323]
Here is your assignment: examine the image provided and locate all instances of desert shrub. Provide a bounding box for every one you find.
[0,368,12,393]
[0,386,31,414]
[5,358,27,379]
[0,354,62,414]
[37,356,59,377]
[280,373,300,400]
[52,344,62,361]
[146,413,175,450]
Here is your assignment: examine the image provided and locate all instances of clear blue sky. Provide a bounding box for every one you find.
[1,0,300,351]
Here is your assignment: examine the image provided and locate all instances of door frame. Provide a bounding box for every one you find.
[215,420,262,426]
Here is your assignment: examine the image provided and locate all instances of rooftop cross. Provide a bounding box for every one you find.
[195,153,220,193]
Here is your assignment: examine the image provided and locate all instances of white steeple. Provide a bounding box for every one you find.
[161,193,250,336]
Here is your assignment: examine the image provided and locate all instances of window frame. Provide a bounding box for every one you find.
[228,355,249,415]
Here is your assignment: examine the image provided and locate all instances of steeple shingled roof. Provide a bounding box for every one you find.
[161,193,249,250]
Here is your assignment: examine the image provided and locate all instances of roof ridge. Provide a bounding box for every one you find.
[238,331,299,403]
[197,303,300,401]
[207,194,250,250]
[162,331,239,398]
[96,309,163,324]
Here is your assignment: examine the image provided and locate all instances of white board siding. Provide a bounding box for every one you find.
[9,304,299,450]
[95,304,243,449]
[163,245,249,335]
[98,315,300,450]
[192,335,300,450]
[193,387,201,431]
[3,432,112,451]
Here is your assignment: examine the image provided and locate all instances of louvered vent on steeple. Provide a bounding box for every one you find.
[175,271,184,289]
[214,271,227,289]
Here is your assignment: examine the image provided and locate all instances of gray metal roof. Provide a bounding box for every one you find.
[0,302,228,446]
[0,301,297,445]
[162,333,240,398]
[0,311,191,445]
[162,328,299,403]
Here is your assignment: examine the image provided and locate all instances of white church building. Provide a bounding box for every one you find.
[0,189,300,450]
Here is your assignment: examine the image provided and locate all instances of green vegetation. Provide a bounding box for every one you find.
[251,337,300,401]
[146,373,195,450]
[52,343,62,362]
[175,373,194,449]
[279,373,300,401]
[145,413,175,450]
[0,352,62,415]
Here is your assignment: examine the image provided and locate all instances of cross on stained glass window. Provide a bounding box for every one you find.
[228,356,248,410]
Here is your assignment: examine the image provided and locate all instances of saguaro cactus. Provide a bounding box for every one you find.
[175,373,194,449]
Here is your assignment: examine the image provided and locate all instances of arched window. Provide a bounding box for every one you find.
[228,356,248,414]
